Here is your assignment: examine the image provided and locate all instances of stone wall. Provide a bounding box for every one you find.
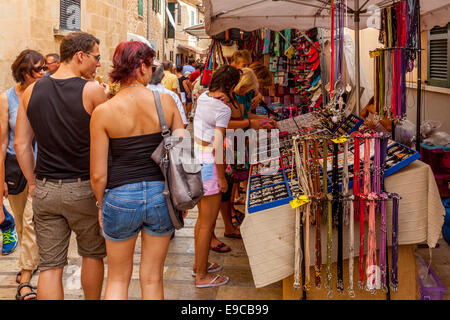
[0,0,59,92]
[82,0,128,82]
[127,0,148,37]
[0,0,128,92]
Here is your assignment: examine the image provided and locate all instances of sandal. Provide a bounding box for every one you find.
[210,242,231,253]
[233,196,245,205]
[192,262,223,276]
[231,208,245,227]
[195,274,230,288]
[224,231,242,239]
[16,283,37,300]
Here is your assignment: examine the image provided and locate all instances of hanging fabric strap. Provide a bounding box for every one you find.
[302,140,311,291]
[343,140,355,297]
[391,193,400,292]
[322,140,333,298]
[330,0,335,93]
[313,140,322,288]
[293,139,303,290]
[332,141,344,293]
[366,192,378,294]
[379,192,388,292]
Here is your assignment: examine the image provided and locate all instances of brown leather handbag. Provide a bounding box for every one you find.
[150,91,204,229]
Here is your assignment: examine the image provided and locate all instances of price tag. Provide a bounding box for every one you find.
[290,195,309,209]
[331,136,348,144]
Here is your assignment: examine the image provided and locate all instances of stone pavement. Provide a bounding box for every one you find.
[0,198,448,300]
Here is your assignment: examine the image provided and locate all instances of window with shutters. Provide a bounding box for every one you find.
[167,2,175,39]
[152,0,160,13]
[190,10,194,26]
[138,0,144,17]
[177,3,182,25]
[60,0,81,31]
[427,23,450,88]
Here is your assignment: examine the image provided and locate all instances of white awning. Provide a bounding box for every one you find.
[204,0,450,35]
[177,43,209,55]
[183,23,211,39]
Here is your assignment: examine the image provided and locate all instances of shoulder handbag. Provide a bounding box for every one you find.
[150,91,204,230]
[5,153,27,195]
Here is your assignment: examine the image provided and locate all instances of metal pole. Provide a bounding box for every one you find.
[416,0,422,152]
[162,0,166,61]
[147,0,150,41]
[355,0,361,116]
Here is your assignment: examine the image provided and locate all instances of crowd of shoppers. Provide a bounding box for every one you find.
[0,30,275,299]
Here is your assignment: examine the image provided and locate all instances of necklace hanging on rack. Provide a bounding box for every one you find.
[324,77,348,124]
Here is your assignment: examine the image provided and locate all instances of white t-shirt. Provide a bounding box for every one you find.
[147,84,188,125]
[194,91,231,144]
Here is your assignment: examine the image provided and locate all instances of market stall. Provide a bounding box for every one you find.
[202,0,449,300]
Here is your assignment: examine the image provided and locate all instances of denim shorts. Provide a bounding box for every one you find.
[101,181,174,241]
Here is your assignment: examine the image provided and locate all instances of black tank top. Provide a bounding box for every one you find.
[106,133,164,189]
[27,76,91,179]
[178,76,186,93]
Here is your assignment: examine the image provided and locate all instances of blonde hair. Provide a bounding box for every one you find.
[250,62,273,88]
[231,49,252,65]
[234,68,259,94]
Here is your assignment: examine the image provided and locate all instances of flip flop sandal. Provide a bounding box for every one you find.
[16,282,37,300]
[210,242,231,253]
[224,232,242,239]
[192,262,223,276]
[195,274,230,288]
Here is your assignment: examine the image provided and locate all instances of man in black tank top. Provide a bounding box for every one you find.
[14,32,108,300]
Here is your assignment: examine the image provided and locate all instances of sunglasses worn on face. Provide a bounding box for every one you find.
[84,52,101,62]
[34,65,48,72]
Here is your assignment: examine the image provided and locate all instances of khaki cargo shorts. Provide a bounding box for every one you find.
[33,178,106,271]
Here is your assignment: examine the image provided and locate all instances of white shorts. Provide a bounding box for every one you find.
[180,92,186,104]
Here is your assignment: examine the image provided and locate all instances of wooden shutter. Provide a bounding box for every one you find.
[177,2,182,24]
[428,23,450,88]
[138,0,144,17]
[60,0,81,31]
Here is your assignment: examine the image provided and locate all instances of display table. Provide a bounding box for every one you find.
[240,160,445,299]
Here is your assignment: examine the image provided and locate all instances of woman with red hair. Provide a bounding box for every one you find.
[90,41,184,300]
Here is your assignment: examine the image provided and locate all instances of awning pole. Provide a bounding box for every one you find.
[416,0,422,151]
[355,0,361,116]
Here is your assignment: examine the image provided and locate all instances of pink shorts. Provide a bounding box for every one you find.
[195,144,221,196]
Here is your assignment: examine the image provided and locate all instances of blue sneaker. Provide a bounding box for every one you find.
[2,226,18,255]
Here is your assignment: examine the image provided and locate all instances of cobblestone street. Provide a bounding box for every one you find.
[0,201,282,300]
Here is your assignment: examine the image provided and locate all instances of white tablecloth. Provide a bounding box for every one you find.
[241,160,445,288]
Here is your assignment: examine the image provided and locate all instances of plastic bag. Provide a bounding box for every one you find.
[423,131,450,147]
[421,120,441,138]
[395,120,416,147]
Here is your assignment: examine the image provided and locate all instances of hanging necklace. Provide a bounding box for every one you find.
[119,83,145,91]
